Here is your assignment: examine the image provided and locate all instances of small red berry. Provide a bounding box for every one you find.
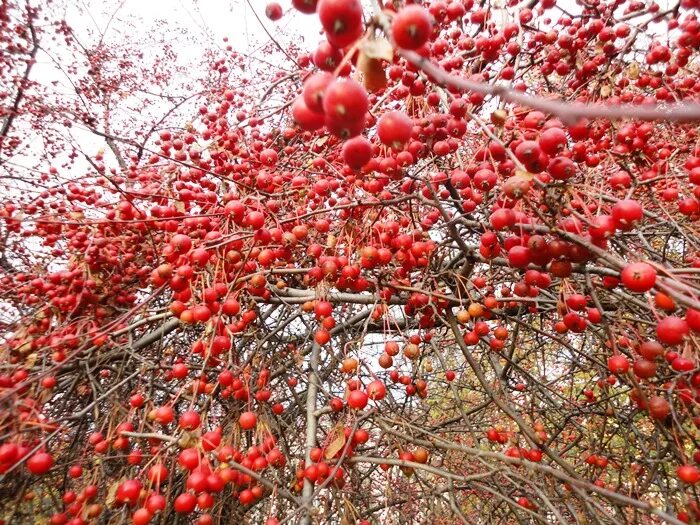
[678,464,700,484]
[607,355,629,374]
[347,389,368,410]
[239,411,257,430]
[656,316,689,345]
[377,111,413,149]
[392,6,433,50]
[620,262,657,293]
[26,452,53,475]
[265,2,283,20]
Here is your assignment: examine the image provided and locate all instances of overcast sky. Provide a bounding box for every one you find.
[66,0,322,56]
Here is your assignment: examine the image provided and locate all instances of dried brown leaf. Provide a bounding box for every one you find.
[359,37,393,61]
[324,423,346,459]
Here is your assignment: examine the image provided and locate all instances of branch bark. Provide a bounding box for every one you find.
[0,6,39,149]
[301,342,321,525]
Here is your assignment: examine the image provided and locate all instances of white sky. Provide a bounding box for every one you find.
[65,0,322,62]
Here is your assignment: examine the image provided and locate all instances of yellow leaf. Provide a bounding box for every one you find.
[105,480,121,508]
[627,62,640,80]
[514,170,534,180]
[25,353,37,367]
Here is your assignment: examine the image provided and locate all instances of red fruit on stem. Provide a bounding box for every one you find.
[347,389,368,410]
[686,308,700,332]
[377,111,413,149]
[292,0,318,13]
[318,0,364,48]
[323,79,369,124]
[392,6,433,50]
[366,379,386,400]
[620,262,657,293]
[178,410,201,430]
[656,316,689,345]
[607,354,629,374]
[26,452,53,475]
[292,98,325,131]
[303,72,334,114]
[239,411,257,430]
[678,464,700,484]
[132,508,153,525]
[538,127,567,155]
[648,396,671,420]
[265,2,283,20]
[174,493,197,514]
[611,199,643,230]
[342,136,372,169]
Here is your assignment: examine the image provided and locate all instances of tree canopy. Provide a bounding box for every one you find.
[2,0,700,523]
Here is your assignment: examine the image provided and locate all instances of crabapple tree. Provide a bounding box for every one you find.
[2,0,700,523]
